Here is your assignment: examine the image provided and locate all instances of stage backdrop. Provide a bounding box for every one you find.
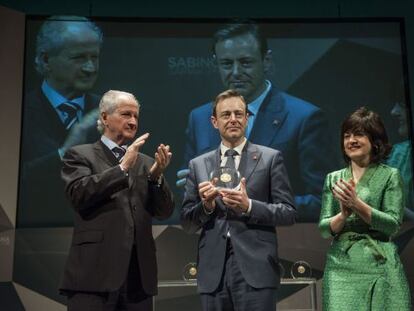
[12,16,414,310]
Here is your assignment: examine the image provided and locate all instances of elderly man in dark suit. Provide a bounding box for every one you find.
[178,22,335,222]
[181,89,296,311]
[61,90,174,311]
[19,16,102,227]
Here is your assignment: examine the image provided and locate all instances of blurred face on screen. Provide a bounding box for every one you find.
[391,102,408,138]
[211,96,248,147]
[102,95,139,145]
[43,24,100,99]
[215,33,271,103]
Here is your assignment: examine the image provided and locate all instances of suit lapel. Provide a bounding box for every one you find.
[203,142,261,182]
[204,148,220,179]
[35,88,68,137]
[204,147,229,217]
[94,140,119,167]
[239,142,261,182]
[95,140,137,189]
[249,87,288,146]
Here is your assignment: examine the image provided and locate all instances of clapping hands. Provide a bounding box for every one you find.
[332,178,357,218]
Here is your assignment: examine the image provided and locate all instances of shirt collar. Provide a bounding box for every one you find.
[42,80,85,110]
[220,137,247,156]
[101,135,128,151]
[247,80,271,116]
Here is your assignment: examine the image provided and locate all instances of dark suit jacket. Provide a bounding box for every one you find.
[183,87,336,222]
[181,142,296,293]
[60,141,174,294]
[19,87,100,227]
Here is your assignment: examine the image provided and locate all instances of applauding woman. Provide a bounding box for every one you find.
[319,107,411,310]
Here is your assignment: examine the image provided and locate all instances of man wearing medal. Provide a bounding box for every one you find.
[181,89,296,311]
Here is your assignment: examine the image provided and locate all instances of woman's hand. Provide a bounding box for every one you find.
[329,178,355,234]
[332,178,359,209]
[332,178,372,224]
[339,201,353,219]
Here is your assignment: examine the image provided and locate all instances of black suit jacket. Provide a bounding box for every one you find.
[19,87,100,227]
[181,142,296,293]
[60,141,174,294]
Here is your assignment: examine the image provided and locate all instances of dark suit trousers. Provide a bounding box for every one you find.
[200,240,276,311]
[67,246,152,311]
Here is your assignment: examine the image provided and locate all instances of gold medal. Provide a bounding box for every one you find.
[220,173,232,183]
[189,267,197,276]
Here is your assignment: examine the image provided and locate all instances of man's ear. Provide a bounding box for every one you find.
[39,51,50,72]
[263,49,273,74]
[101,111,108,125]
[211,115,218,129]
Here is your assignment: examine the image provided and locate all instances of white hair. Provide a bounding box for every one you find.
[97,90,140,133]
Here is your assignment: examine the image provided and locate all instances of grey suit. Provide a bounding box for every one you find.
[181,141,296,297]
[61,140,174,298]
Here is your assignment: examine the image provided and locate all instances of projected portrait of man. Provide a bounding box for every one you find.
[19,15,102,227]
[179,21,336,222]
[387,82,414,221]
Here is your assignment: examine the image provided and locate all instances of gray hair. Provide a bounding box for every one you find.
[35,15,103,76]
[97,90,140,133]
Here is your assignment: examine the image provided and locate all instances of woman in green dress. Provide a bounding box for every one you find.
[319,107,411,310]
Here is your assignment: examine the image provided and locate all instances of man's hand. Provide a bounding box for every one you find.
[220,178,249,213]
[176,169,190,188]
[149,144,172,180]
[199,179,219,212]
[120,133,149,171]
[59,108,100,157]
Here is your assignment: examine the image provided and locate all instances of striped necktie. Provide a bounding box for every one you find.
[57,102,82,129]
[112,147,126,161]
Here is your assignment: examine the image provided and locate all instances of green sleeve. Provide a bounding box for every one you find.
[319,173,337,238]
[370,169,404,237]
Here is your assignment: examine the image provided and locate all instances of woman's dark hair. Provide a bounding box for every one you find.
[341,107,392,164]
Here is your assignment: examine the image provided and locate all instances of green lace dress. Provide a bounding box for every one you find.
[319,164,411,311]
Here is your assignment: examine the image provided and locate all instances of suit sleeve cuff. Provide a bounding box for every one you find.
[119,164,129,177]
[242,199,252,216]
[202,202,215,215]
[148,174,163,187]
